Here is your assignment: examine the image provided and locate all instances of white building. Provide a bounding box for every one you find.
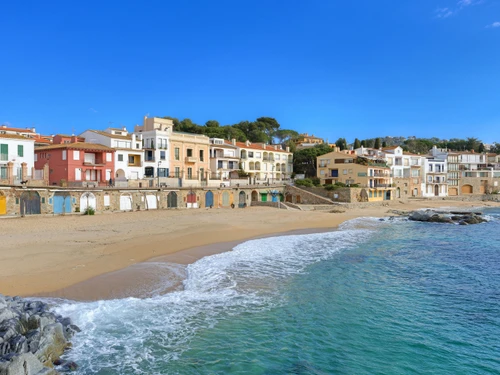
[209,138,240,180]
[134,117,172,179]
[0,134,35,183]
[80,128,144,181]
[234,140,293,183]
[422,156,448,197]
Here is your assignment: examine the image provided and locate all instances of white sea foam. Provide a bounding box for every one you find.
[53,222,377,374]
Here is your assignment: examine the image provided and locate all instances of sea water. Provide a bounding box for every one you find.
[55,208,500,374]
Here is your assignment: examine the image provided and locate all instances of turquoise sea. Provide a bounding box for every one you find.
[55,208,500,374]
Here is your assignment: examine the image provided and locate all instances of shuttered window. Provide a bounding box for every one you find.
[0,144,7,161]
[18,145,24,157]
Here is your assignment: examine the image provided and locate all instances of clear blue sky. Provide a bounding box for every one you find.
[1,0,499,143]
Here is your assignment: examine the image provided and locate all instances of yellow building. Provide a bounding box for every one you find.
[169,131,210,180]
[317,151,394,201]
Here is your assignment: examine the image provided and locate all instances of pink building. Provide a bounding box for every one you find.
[35,135,115,187]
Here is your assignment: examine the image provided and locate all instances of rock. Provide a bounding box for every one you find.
[408,210,487,225]
[0,352,45,375]
[0,309,17,323]
[37,323,67,366]
[56,359,78,372]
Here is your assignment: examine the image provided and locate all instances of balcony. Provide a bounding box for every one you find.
[185,156,197,163]
[83,161,105,167]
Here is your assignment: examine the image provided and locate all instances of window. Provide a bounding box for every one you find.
[62,150,67,160]
[75,168,82,181]
[187,149,193,157]
[199,150,204,161]
[144,166,154,177]
[343,169,348,175]
[18,145,23,157]
[0,144,8,161]
[73,150,80,160]
[136,143,140,149]
[128,155,135,164]
[158,168,168,177]
[255,152,261,158]
[320,170,325,175]
[248,151,254,158]
[175,148,180,160]
[275,155,280,160]
[106,153,112,162]
[175,167,180,177]
[187,167,193,179]
[0,166,7,179]
[118,154,124,162]
[160,151,166,160]
[218,161,223,169]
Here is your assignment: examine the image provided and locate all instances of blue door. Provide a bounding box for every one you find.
[54,194,71,214]
[205,191,214,207]
[271,194,279,202]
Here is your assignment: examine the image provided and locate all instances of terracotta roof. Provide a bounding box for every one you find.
[32,136,52,144]
[225,140,290,153]
[382,146,399,150]
[0,126,35,133]
[35,142,115,152]
[84,130,132,140]
[0,133,36,141]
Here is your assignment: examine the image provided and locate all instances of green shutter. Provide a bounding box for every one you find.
[18,145,23,157]
[0,144,7,161]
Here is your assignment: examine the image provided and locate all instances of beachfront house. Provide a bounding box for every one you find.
[0,133,36,185]
[209,138,240,181]
[35,135,115,187]
[317,151,394,201]
[234,140,293,183]
[80,128,144,184]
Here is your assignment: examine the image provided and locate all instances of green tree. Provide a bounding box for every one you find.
[382,141,387,148]
[353,138,361,149]
[293,144,332,177]
[275,129,299,144]
[335,137,348,151]
[374,138,381,149]
[205,120,220,128]
[478,143,485,153]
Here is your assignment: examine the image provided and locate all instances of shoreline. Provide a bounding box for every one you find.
[1,199,498,300]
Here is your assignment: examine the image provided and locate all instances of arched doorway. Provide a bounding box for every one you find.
[396,187,401,199]
[120,194,133,211]
[205,191,214,207]
[238,191,246,208]
[167,192,178,208]
[448,187,458,196]
[187,191,197,208]
[222,191,230,207]
[53,192,71,214]
[461,185,473,194]
[251,190,259,202]
[116,169,126,180]
[359,189,368,202]
[385,190,391,201]
[20,191,41,216]
[0,191,6,215]
[434,185,439,196]
[285,193,293,202]
[80,192,96,213]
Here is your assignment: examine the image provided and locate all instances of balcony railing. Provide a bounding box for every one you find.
[185,156,197,163]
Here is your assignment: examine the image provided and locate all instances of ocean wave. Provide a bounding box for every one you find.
[53,225,374,374]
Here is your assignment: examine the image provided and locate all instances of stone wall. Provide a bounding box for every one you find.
[0,185,286,216]
[284,185,334,205]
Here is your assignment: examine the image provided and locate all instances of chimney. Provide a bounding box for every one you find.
[286,146,290,152]
[32,127,36,133]
[71,135,79,143]
[274,145,278,150]
[245,140,250,147]
[232,138,236,146]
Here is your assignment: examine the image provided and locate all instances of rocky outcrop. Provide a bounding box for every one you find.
[0,295,79,375]
[408,210,486,225]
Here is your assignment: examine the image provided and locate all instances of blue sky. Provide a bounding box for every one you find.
[1,0,499,143]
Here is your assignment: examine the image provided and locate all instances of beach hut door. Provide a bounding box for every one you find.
[20,191,41,216]
[167,192,178,208]
[53,193,71,214]
[205,191,214,207]
[238,191,246,208]
[0,194,6,215]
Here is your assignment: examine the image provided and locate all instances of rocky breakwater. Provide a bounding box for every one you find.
[408,209,486,225]
[0,294,80,375]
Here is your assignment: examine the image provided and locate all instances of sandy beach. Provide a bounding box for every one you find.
[1,199,498,300]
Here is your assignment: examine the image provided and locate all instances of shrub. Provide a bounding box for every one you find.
[83,207,95,215]
[295,178,314,187]
[311,177,321,186]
